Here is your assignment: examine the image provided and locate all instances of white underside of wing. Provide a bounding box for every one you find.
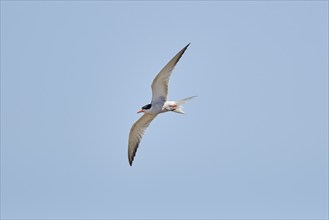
[128,113,158,166]
[151,43,190,105]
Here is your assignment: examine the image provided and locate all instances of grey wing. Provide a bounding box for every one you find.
[128,113,158,166]
[151,43,190,104]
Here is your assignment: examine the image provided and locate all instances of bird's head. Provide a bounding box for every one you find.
[137,104,152,114]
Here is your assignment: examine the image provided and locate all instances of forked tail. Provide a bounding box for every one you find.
[173,96,197,114]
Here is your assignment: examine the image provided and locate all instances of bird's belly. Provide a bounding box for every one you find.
[161,101,177,112]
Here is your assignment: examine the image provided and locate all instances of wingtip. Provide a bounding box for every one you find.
[128,157,133,166]
[181,43,191,54]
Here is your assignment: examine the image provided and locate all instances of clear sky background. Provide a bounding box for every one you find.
[1,1,328,219]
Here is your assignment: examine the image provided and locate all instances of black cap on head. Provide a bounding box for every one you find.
[142,104,152,110]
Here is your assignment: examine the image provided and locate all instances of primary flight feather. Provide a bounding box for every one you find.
[128,43,195,166]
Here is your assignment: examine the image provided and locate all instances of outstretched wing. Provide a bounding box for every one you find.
[151,43,190,104]
[128,113,158,166]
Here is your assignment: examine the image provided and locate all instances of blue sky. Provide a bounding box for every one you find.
[1,1,328,219]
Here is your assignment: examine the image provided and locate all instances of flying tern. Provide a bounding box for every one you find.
[128,43,195,166]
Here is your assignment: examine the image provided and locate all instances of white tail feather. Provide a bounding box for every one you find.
[173,96,196,114]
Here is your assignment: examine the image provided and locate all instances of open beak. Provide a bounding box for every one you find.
[137,109,144,114]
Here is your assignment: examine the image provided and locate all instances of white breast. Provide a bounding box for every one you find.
[161,101,176,112]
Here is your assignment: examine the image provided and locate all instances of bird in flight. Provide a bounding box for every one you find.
[128,43,196,166]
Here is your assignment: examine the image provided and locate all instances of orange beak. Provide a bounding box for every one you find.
[137,109,144,114]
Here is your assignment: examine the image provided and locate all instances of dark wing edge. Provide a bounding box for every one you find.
[128,113,157,166]
[156,43,190,79]
[151,43,191,102]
